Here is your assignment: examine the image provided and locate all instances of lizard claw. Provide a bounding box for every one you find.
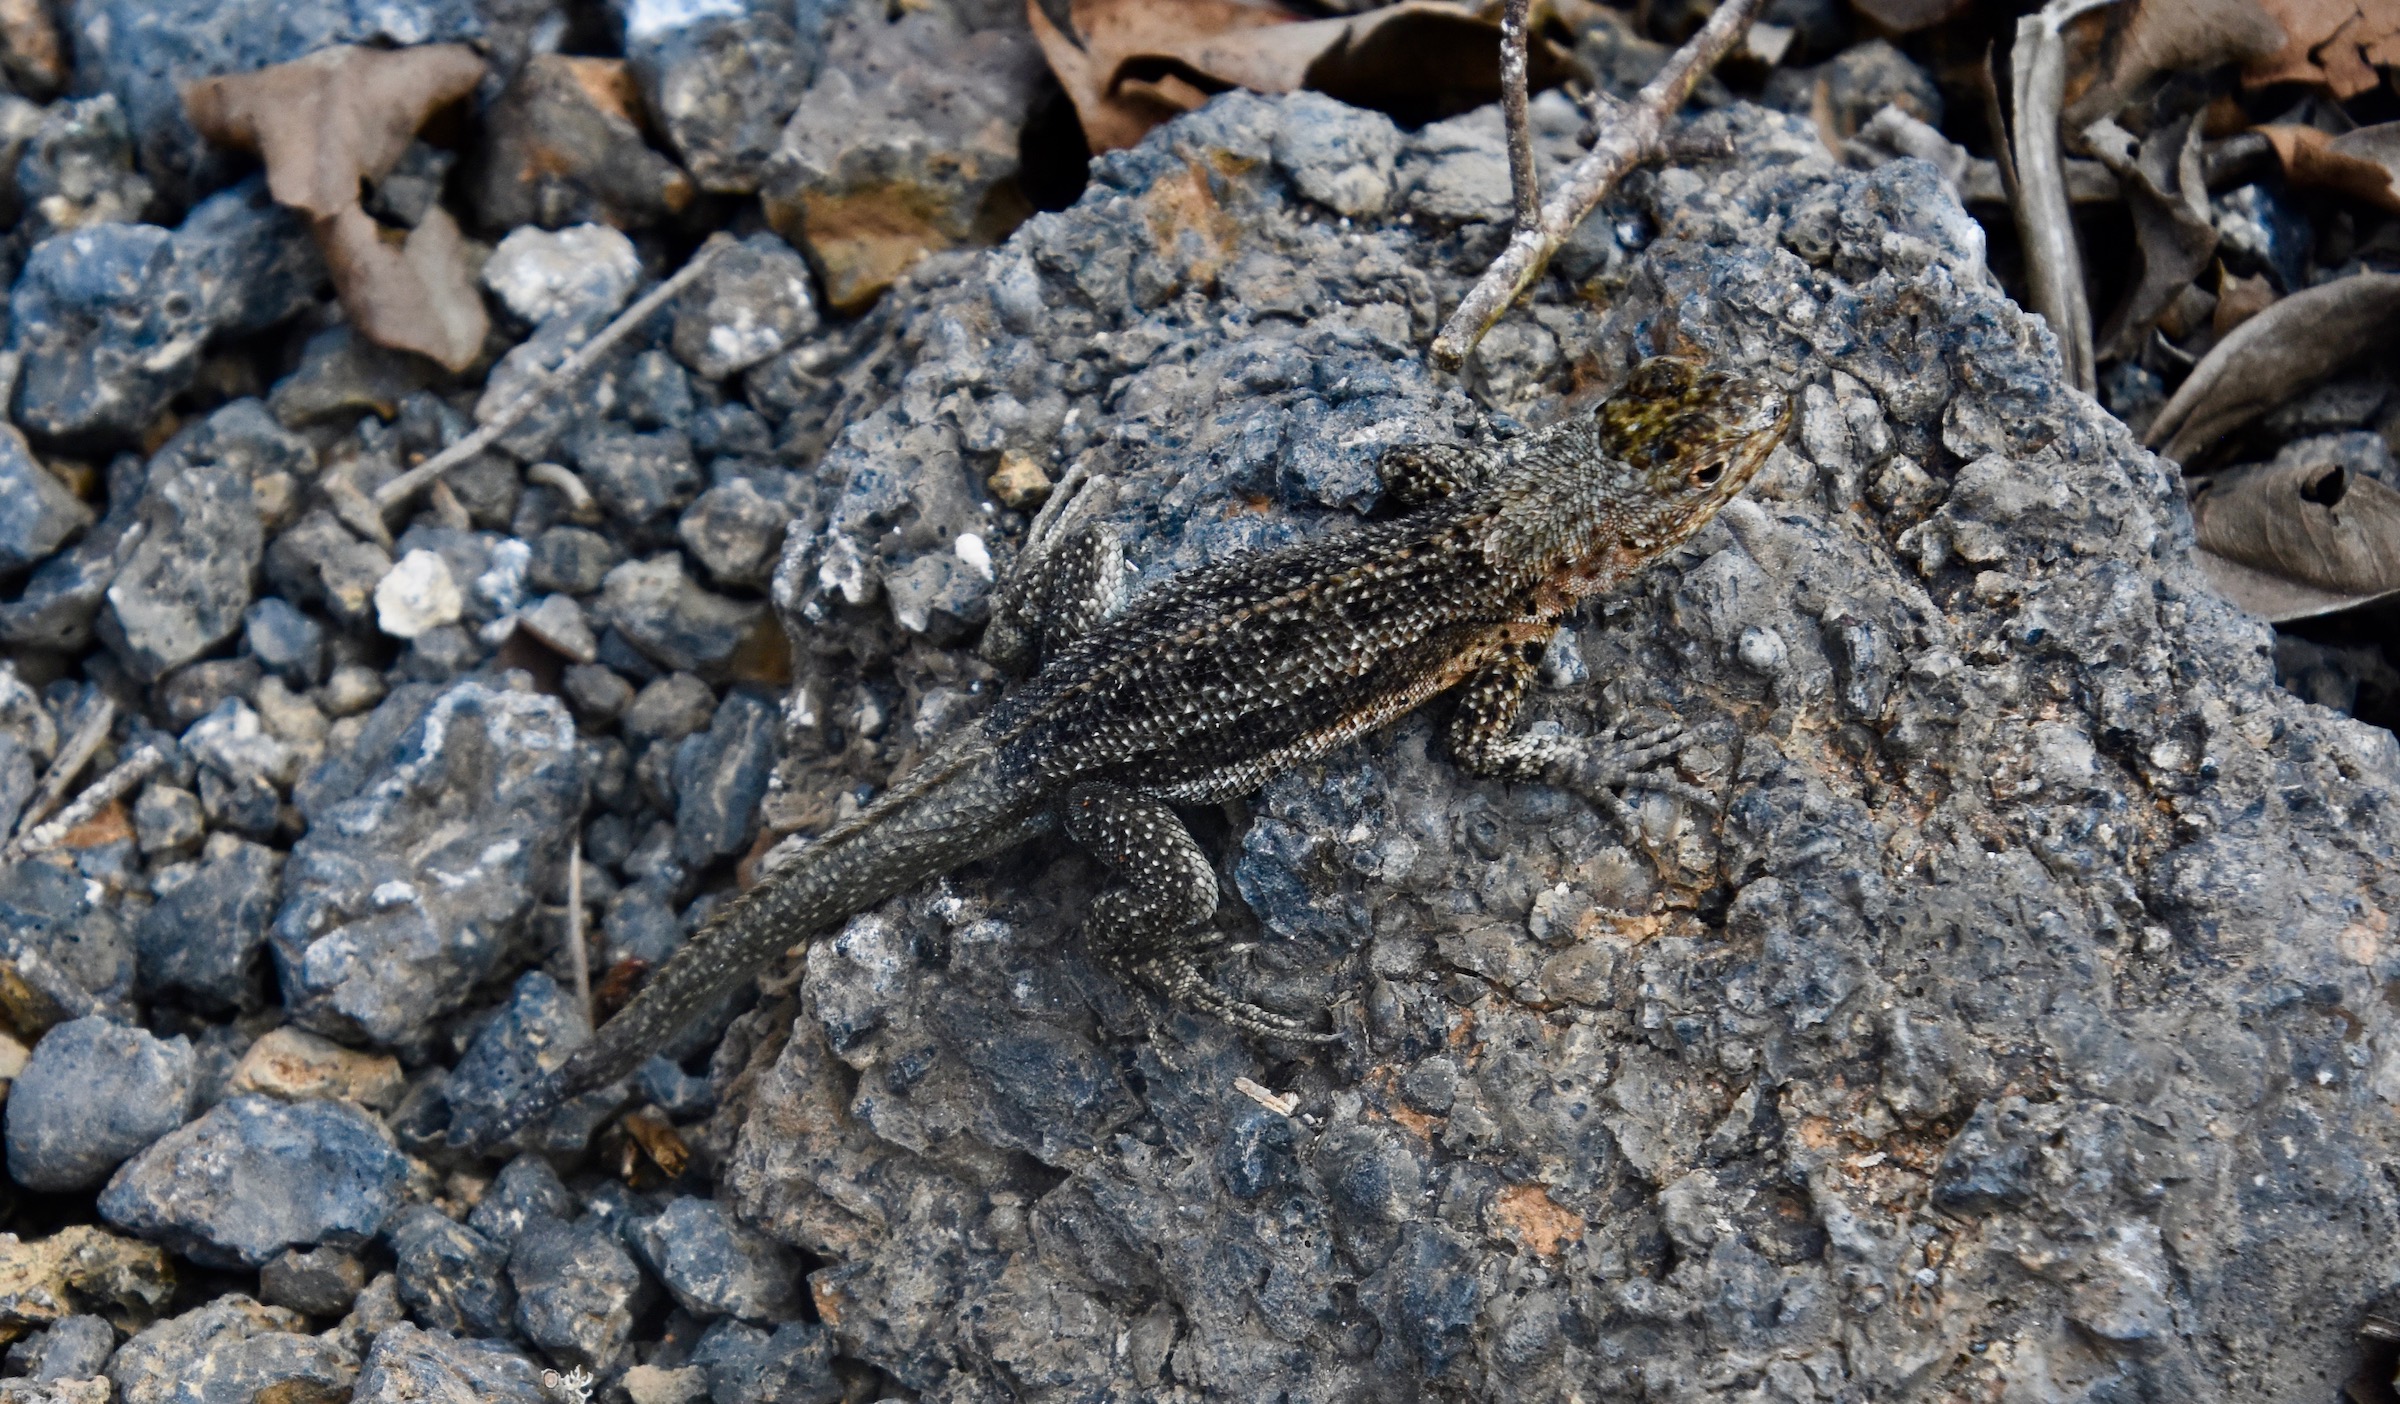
[1145,953,1341,1045]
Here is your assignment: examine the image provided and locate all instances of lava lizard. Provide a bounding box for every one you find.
[469,354,1792,1147]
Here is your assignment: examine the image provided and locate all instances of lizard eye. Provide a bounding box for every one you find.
[1689,455,1728,489]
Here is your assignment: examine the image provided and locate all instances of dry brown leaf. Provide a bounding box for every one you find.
[1849,0,1975,35]
[2066,0,2285,126]
[2192,456,2400,619]
[1030,0,1568,153]
[183,44,486,220]
[321,203,489,373]
[2256,121,2400,212]
[2086,113,2217,362]
[2146,271,2400,464]
[2213,265,2277,336]
[2244,0,2400,96]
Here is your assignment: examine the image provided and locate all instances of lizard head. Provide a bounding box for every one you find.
[1491,354,1791,604]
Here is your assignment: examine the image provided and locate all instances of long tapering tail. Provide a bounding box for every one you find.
[457,738,1043,1151]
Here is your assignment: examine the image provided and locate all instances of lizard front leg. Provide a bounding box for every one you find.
[982,470,1128,672]
[1064,781,1334,1042]
[1448,642,1718,862]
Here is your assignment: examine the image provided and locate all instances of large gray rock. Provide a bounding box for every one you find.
[271,679,589,1045]
[712,93,2400,1401]
[349,1324,546,1404]
[105,1296,352,1404]
[98,1095,408,1269]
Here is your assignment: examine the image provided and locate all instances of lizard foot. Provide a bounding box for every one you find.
[1542,721,1722,867]
[1143,951,1341,1044]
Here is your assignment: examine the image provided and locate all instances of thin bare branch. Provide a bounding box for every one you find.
[1500,0,1537,233]
[1432,0,1767,371]
[11,695,114,844]
[569,841,592,1027]
[373,233,734,514]
[8,742,160,860]
[2008,0,2116,396]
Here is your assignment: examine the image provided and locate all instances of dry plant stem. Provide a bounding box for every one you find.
[373,233,735,513]
[1500,0,1537,232]
[9,743,161,860]
[2008,0,2115,397]
[569,842,592,1026]
[1431,0,1766,370]
[12,696,114,843]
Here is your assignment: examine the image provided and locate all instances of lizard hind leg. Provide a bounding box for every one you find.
[1064,781,1336,1044]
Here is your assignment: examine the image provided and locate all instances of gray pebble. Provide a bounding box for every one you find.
[6,1017,194,1193]
[631,1199,804,1324]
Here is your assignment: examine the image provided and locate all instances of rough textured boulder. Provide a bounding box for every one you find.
[713,94,2400,1400]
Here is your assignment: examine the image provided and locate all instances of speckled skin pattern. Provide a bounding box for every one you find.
[476,355,1790,1144]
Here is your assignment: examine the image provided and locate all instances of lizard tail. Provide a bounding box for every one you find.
[458,742,1043,1151]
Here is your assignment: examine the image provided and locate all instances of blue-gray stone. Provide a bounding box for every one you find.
[631,1055,713,1119]
[105,1296,353,1404]
[630,1198,803,1324]
[507,1214,649,1375]
[0,852,135,1015]
[688,1319,840,1404]
[240,598,324,685]
[0,451,144,651]
[441,970,613,1153]
[350,1323,547,1404]
[5,1017,194,1192]
[591,555,766,681]
[601,879,683,966]
[0,426,93,572]
[135,837,280,1009]
[5,1314,116,1383]
[66,0,484,205]
[573,424,701,526]
[386,1205,515,1339]
[672,689,776,867]
[270,681,589,1045]
[465,1153,573,1251]
[97,1094,407,1269]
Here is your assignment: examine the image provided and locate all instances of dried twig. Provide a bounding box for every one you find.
[1432,0,1767,370]
[2008,0,2116,396]
[373,233,734,514]
[1500,0,1538,233]
[11,696,114,844]
[568,842,593,1027]
[8,742,160,860]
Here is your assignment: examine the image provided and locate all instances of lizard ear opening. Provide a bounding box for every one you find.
[1689,455,1727,489]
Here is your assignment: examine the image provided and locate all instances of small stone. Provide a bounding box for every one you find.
[575,425,701,526]
[252,677,328,756]
[266,326,445,428]
[621,350,696,431]
[0,1375,110,1404]
[669,233,819,380]
[135,835,280,1008]
[257,1246,366,1318]
[0,428,92,573]
[317,664,386,719]
[672,689,777,868]
[158,658,260,728]
[986,451,1051,510]
[509,1215,649,1375]
[374,549,465,640]
[526,526,621,597]
[631,1198,804,1324]
[515,593,598,664]
[630,1055,713,1119]
[601,882,682,966]
[469,55,696,231]
[1269,93,1402,218]
[763,7,1046,313]
[99,456,265,684]
[349,1322,547,1404]
[130,784,203,855]
[264,511,395,629]
[623,673,719,743]
[0,453,143,653]
[4,1315,114,1383]
[14,94,150,237]
[592,555,767,681]
[626,3,811,195]
[677,479,788,587]
[96,1094,409,1269]
[0,1227,173,1338]
[240,598,324,685]
[562,664,635,724]
[481,224,642,326]
[465,1155,574,1252]
[385,1206,514,1339]
[228,1027,404,1110]
[0,854,136,1021]
[622,1363,708,1404]
[5,1017,194,1193]
[687,1319,840,1404]
[442,971,615,1153]
[273,681,587,1044]
[106,1297,352,1404]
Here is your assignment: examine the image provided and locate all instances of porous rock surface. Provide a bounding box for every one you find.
[716,94,2400,1400]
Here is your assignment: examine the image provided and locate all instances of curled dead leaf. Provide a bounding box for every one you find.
[1031,0,1570,153]
[2065,0,2286,127]
[321,203,488,373]
[2244,0,2400,96]
[183,44,486,220]
[2192,456,2400,620]
[2084,113,2216,362]
[2145,271,2400,465]
[2256,121,2400,214]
